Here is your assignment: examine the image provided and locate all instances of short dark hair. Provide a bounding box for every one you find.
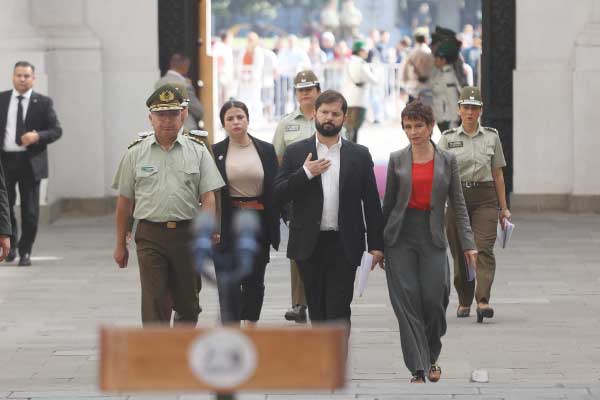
[401,100,434,128]
[219,99,249,126]
[169,53,190,69]
[14,61,35,73]
[315,90,348,114]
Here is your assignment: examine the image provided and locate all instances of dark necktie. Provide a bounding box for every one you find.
[15,95,25,145]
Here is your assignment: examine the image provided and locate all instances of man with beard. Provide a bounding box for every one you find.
[274,90,384,325]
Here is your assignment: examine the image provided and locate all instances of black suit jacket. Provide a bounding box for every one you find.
[0,161,10,236]
[212,135,280,253]
[274,135,384,267]
[0,90,63,180]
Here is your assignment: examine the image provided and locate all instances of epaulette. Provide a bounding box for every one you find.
[128,138,144,149]
[183,130,207,146]
[442,128,458,135]
[138,130,154,138]
[188,129,209,138]
[482,126,499,134]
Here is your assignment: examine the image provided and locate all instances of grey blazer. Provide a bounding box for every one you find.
[382,144,475,251]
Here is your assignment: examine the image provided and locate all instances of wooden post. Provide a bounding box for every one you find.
[198,0,215,144]
[100,325,347,393]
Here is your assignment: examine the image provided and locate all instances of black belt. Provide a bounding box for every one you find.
[139,219,192,229]
[462,181,495,189]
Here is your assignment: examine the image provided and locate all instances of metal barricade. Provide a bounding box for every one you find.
[215,62,407,123]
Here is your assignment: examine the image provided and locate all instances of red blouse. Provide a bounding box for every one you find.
[408,159,434,210]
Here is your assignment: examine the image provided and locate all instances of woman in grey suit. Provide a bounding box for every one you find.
[382,101,477,383]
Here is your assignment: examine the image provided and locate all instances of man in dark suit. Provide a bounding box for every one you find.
[0,61,62,266]
[274,90,384,324]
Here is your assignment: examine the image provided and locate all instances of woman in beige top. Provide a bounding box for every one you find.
[212,100,280,324]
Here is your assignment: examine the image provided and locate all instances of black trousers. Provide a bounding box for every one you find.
[214,209,270,323]
[297,231,356,323]
[1,151,40,256]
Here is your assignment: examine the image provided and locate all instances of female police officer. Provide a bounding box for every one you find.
[437,86,511,323]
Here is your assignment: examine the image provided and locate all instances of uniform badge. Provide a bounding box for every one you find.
[141,166,157,173]
[159,90,175,102]
[285,124,300,132]
[448,141,463,149]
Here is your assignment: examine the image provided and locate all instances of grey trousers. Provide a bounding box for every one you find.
[385,209,451,375]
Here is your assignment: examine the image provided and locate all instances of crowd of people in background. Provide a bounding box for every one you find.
[210,21,482,130]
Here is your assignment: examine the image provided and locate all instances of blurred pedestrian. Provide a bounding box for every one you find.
[237,32,266,128]
[431,41,462,132]
[341,40,378,142]
[402,27,434,104]
[155,53,204,130]
[213,31,235,105]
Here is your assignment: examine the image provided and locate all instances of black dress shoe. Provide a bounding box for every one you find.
[5,248,17,262]
[476,305,494,323]
[284,305,307,323]
[18,253,31,267]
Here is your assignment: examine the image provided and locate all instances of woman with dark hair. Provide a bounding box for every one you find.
[382,101,477,383]
[212,100,280,324]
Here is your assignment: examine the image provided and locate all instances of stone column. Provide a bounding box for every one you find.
[571,0,600,210]
[31,0,106,210]
[0,0,47,90]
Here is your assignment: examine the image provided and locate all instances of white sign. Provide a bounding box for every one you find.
[188,329,258,388]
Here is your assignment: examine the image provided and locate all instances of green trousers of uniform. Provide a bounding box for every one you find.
[135,220,200,325]
[344,106,366,143]
[290,259,306,306]
[446,186,498,306]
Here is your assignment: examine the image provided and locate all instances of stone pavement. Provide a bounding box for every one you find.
[0,211,599,399]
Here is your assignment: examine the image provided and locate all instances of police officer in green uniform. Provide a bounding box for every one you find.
[437,86,511,323]
[113,84,224,325]
[272,70,321,323]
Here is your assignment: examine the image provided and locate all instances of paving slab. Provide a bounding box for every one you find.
[0,164,600,398]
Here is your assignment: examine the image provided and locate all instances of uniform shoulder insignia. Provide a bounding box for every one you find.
[188,129,209,138]
[128,138,144,149]
[442,128,458,135]
[183,131,206,146]
[482,126,499,134]
[138,131,154,138]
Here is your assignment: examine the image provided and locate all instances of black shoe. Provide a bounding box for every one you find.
[5,248,17,262]
[457,306,471,318]
[18,253,31,267]
[284,305,307,323]
[476,305,494,323]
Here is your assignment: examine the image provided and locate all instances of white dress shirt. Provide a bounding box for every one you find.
[3,88,31,152]
[304,135,342,231]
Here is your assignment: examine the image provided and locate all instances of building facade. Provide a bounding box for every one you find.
[512,0,600,212]
[0,0,159,219]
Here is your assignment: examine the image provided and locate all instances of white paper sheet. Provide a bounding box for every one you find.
[356,251,373,297]
[496,219,515,249]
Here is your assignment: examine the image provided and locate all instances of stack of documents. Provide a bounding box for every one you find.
[496,219,515,249]
[356,251,373,297]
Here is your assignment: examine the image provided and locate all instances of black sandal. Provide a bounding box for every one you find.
[457,306,470,318]
[410,370,426,383]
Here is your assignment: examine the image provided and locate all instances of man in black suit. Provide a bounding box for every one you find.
[0,61,62,266]
[274,90,384,324]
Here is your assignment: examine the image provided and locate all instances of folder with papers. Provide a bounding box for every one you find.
[356,251,373,297]
[496,219,515,249]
